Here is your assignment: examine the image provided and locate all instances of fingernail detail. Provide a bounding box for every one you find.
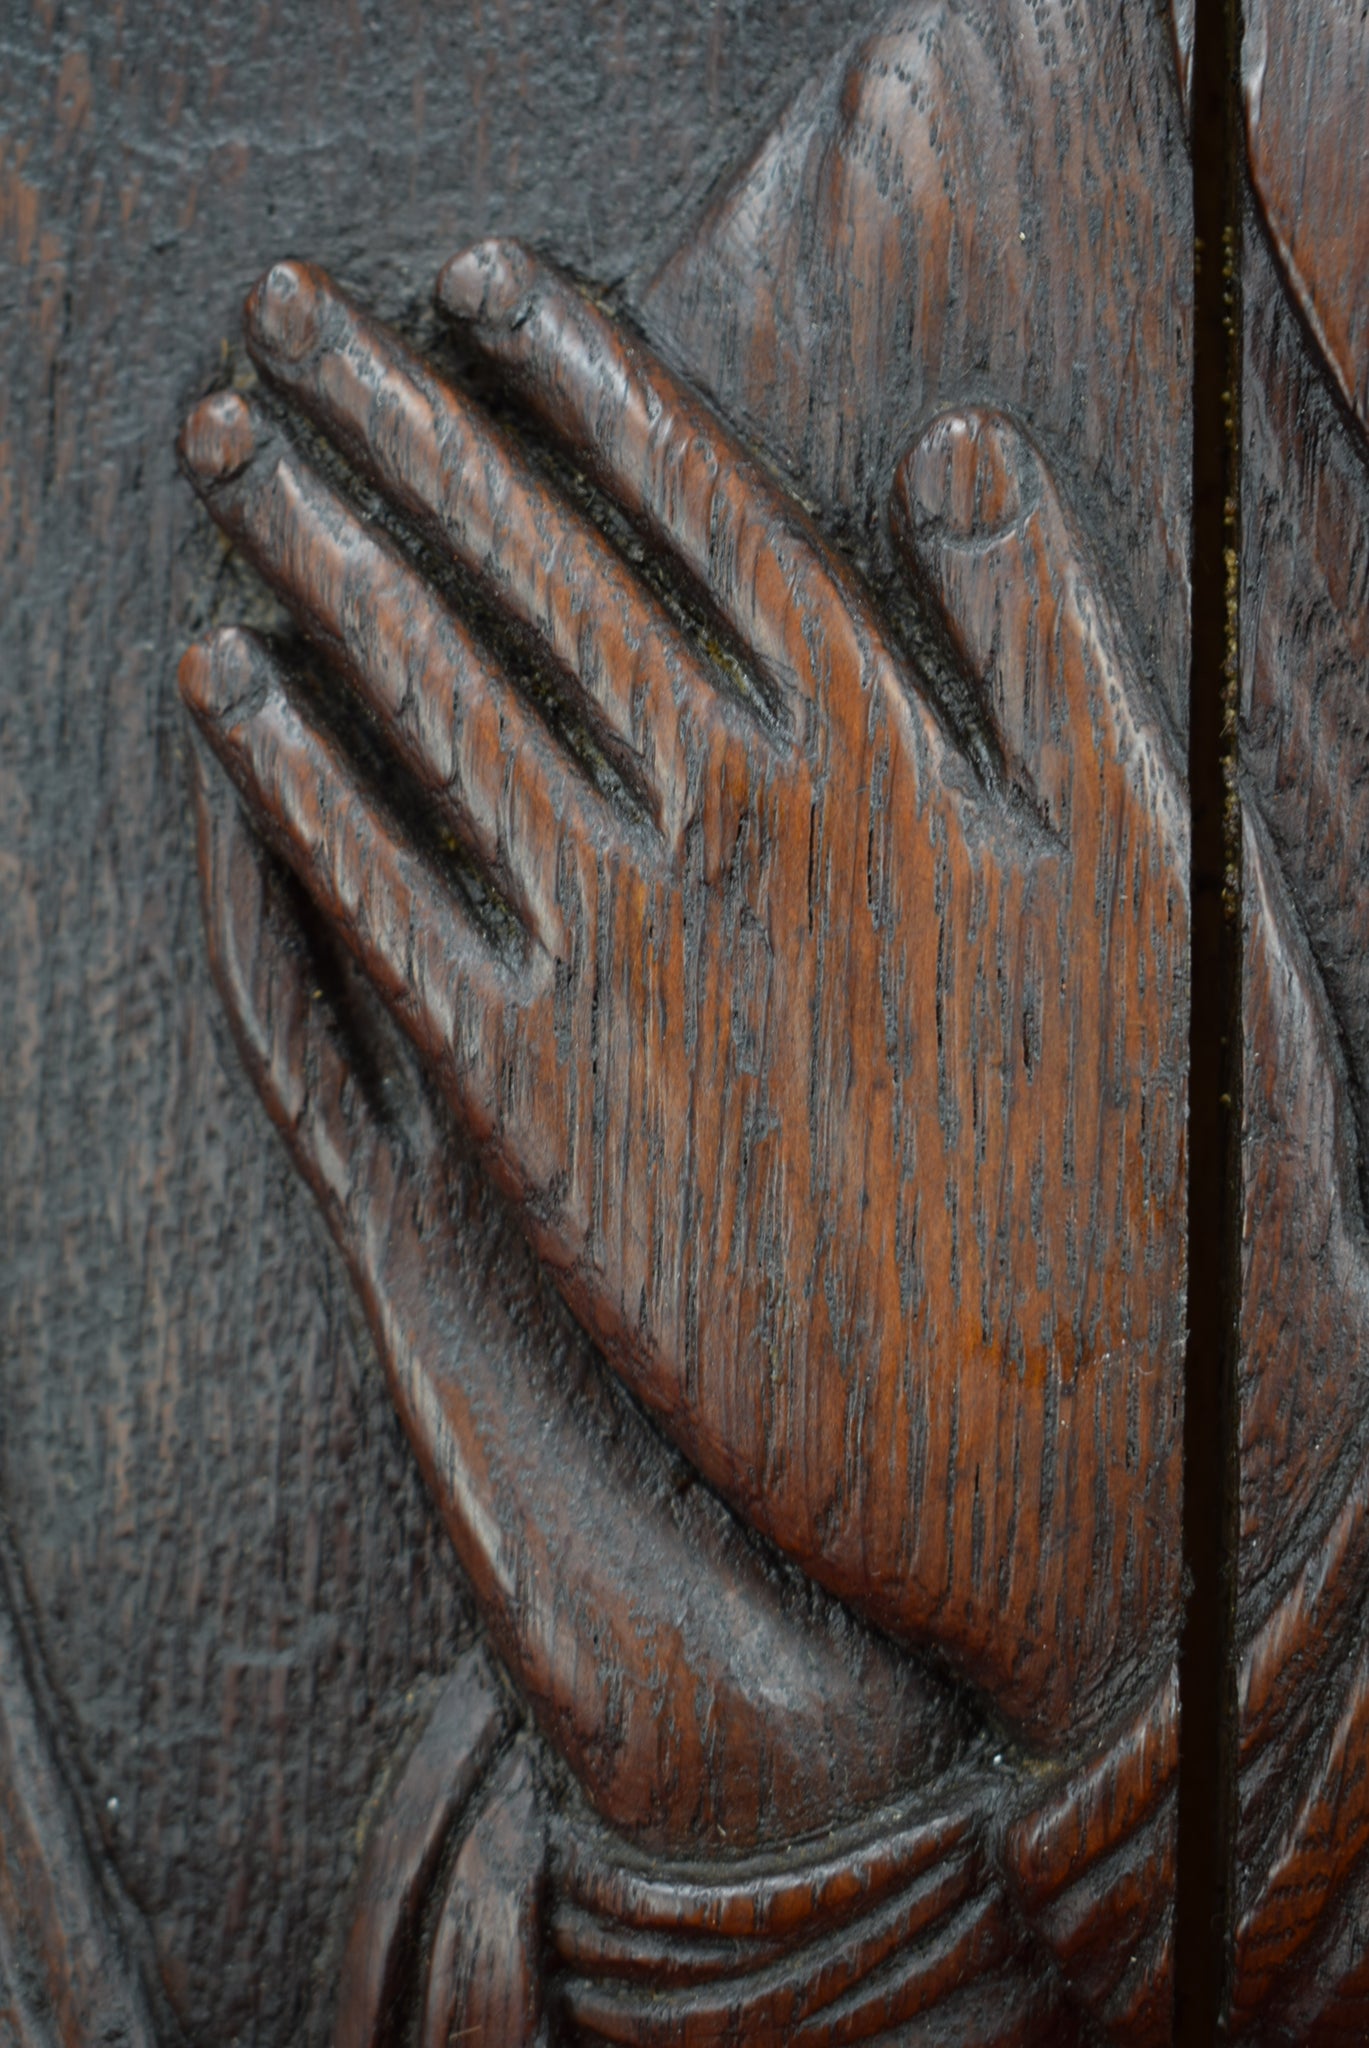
[247,259,323,363]
[179,628,270,728]
[180,391,256,485]
[436,240,527,327]
[896,410,1040,546]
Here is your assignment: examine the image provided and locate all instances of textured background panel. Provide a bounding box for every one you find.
[0,8,859,2039]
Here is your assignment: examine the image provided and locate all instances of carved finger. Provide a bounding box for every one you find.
[242,259,733,845]
[188,657,950,1853]
[180,626,552,1180]
[435,237,935,753]
[180,389,609,952]
[191,730,390,1231]
[892,407,1184,853]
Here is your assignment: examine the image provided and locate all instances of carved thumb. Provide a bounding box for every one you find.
[892,406,1133,843]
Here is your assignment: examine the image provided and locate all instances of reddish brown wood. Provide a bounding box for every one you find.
[24,0,1369,2036]
[168,2,1195,2032]
[333,1649,512,2048]
[181,246,1188,1752]
[189,723,959,1858]
[0,1,1264,2042]
[1,14,879,2037]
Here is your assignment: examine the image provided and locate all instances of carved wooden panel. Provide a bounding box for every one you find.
[1231,0,1369,2034]
[165,4,1194,2038]
[4,0,1369,2041]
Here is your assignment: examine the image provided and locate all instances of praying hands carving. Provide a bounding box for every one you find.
[180,241,1187,1745]
[178,249,1185,2043]
[176,4,1197,2039]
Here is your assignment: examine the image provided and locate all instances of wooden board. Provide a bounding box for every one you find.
[0,10,863,2039]
[1229,0,1369,2033]
[47,0,1369,2038]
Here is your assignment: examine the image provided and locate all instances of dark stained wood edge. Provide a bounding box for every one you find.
[0,1522,164,2047]
[1175,0,1244,2031]
[334,1647,516,2048]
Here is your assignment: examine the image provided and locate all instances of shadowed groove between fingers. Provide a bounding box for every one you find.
[1175,0,1243,2031]
[179,627,536,1017]
[242,259,756,847]
[179,389,636,953]
[435,240,958,757]
[185,372,664,850]
[262,369,666,840]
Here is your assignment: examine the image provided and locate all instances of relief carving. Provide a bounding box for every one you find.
[1231,0,1369,2031]
[176,6,1193,2039]
[0,1536,158,2048]
[10,0,1369,2036]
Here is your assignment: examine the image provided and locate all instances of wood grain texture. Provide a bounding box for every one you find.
[3,0,1199,2041]
[1235,0,1369,2033]
[643,0,1193,733]
[1245,0,1369,441]
[176,330,1111,2048]
[0,9,865,2041]
[0,1534,159,2048]
[168,2,1192,2037]
[181,251,1187,1751]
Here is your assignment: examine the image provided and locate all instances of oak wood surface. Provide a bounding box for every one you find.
[39,0,1369,2040]
[0,9,864,2039]
[1232,0,1369,2032]
[163,2,1193,2037]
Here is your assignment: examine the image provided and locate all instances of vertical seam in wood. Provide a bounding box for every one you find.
[1176,0,1245,2034]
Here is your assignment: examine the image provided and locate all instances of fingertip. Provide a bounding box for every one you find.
[894,408,1041,549]
[436,238,532,328]
[245,258,326,364]
[178,627,270,729]
[179,390,257,487]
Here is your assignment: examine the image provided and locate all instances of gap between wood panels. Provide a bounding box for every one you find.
[1175,0,1244,2036]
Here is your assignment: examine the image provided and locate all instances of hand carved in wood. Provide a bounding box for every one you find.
[174,5,1194,2042]
[12,0,1369,2035]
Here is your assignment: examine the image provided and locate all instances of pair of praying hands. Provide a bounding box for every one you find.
[179,239,1186,1852]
